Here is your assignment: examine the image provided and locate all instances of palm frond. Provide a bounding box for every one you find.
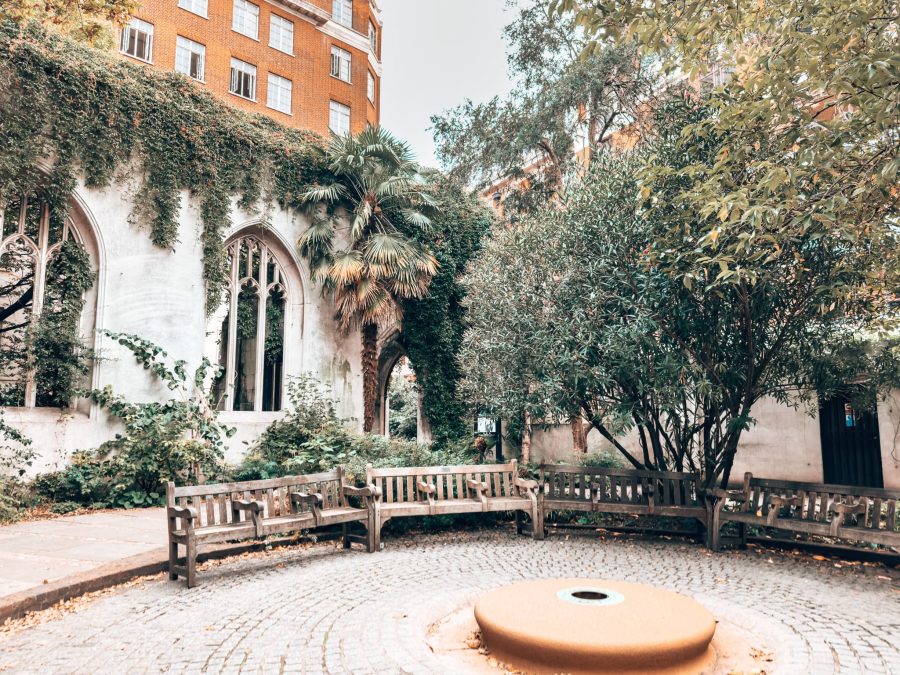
[301,183,348,204]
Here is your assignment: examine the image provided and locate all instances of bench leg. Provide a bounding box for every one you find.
[342,523,351,549]
[739,522,748,549]
[365,510,377,553]
[533,505,545,541]
[168,539,179,581]
[515,510,524,535]
[706,505,722,551]
[185,534,198,588]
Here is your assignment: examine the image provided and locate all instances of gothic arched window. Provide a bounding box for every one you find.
[209,235,286,412]
[0,193,94,408]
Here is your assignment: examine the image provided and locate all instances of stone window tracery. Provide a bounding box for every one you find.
[0,193,92,408]
[210,235,286,412]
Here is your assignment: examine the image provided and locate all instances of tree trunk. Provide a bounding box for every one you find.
[570,416,587,453]
[520,410,532,465]
[362,323,378,432]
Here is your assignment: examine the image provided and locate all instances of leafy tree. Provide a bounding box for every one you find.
[399,173,494,448]
[387,360,418,441]
[556,0,899,297]
[1,0,136,46]
[432,0,656,215]
[461,96,897,489]
[297,127,439,432]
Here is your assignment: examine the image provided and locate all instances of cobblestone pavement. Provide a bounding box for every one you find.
[0,528,898,674]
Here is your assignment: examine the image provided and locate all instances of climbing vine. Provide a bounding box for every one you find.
[0,20,330,310]
[398,175,494,448]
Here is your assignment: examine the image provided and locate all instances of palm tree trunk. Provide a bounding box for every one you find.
[362,323,378,432]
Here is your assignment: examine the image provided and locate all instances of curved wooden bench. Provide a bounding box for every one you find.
[708,473,900,551]
[540,464,708,536]
[365,460,543,549]
[166,467,376,587]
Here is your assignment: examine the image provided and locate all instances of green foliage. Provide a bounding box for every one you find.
[80,331,234,498]
[557,0,899,296]
[238,373,478,482]
[30,239,95,407]
[432,0,655,215]
[399,174,494,448]
[0,412,33,477]
[387,362,418,441]
[0,0,136,46]
[0,21,328,311]
[461,96,896,488]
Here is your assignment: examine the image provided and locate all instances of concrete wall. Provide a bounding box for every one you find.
[4,177,363,475]
[524,393,900,489]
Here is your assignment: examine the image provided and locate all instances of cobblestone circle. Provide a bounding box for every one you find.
[1,529,898,674]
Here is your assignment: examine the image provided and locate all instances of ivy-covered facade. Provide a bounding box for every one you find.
[0,23,367,473]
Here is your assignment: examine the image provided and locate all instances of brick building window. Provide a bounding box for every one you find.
[177,0,208,18]
[175,37,205,81]
[367,71,375,103]
[269,14,293,55]
[330,46,351,83]
[332,0,352,28]
[267,73,292,115]
[230,58,257,100]
[232,0,259,40]
[120,18,153,63]
[329,101,351,136]
[368,21,378,55]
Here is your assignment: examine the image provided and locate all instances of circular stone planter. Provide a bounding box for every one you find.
[474,578,716,675]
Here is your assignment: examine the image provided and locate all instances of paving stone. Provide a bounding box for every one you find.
[0,530,897,674]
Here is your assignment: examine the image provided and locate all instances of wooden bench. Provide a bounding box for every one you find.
[708,472,900,552]
[166,468,376,587]
[364,460,543,549]
[540,464,708,536]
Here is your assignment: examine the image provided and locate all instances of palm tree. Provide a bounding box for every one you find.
[298,126,439,432]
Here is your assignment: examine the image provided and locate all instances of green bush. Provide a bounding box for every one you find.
[0,477,38,523]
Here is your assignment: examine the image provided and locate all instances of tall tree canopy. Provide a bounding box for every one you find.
[298,127,439,433]
[1,0,135,45]
[431,0,656,215]
[555,0,899,296]
[461,97,898,488]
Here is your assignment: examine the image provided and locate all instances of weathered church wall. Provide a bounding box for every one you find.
[4,177,364,474]
[524,393,900,489]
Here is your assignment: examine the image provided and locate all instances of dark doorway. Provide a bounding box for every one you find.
[819,395,884,488]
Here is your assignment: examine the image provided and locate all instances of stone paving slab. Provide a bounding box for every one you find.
[0,509,166,596]
[0,530,897,674]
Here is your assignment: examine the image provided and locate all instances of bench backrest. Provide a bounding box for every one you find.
[366,461,519,504]
[739,473,900,533]
[166,469,347,528]
[541,464,703,508]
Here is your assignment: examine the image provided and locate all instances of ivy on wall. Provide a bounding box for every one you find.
[399,175,494,448]
[0,20,330,311]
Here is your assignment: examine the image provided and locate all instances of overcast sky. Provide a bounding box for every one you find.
[379,0,515,169]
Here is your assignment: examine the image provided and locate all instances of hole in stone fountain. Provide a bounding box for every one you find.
[572,590,608,601]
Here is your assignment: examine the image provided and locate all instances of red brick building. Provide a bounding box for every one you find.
[117,0,381,136]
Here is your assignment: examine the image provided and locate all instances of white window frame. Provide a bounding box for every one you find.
[332,0,352,28]
[269,14,294,55]
[120,18,154,63]
[177,0,208,18]
[267,73,292,115]
[368,21,378,55]
[175,36,206,82]
[329,101,351,136]
[232,0,260,40]
[230,58,257,101]
[330,46,352,83]
[367,71,375,103]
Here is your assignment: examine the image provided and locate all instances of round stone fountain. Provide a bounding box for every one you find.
[474,579,716,675]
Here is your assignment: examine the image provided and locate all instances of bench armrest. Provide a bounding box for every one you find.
[291,491,323,507]
[514,477,538,491]
[168,506,196,520]
[466,479,488,492]
[344,485,376,498]
[416,481,436,495]
[233,499,264,514]
[832,498,869,516]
